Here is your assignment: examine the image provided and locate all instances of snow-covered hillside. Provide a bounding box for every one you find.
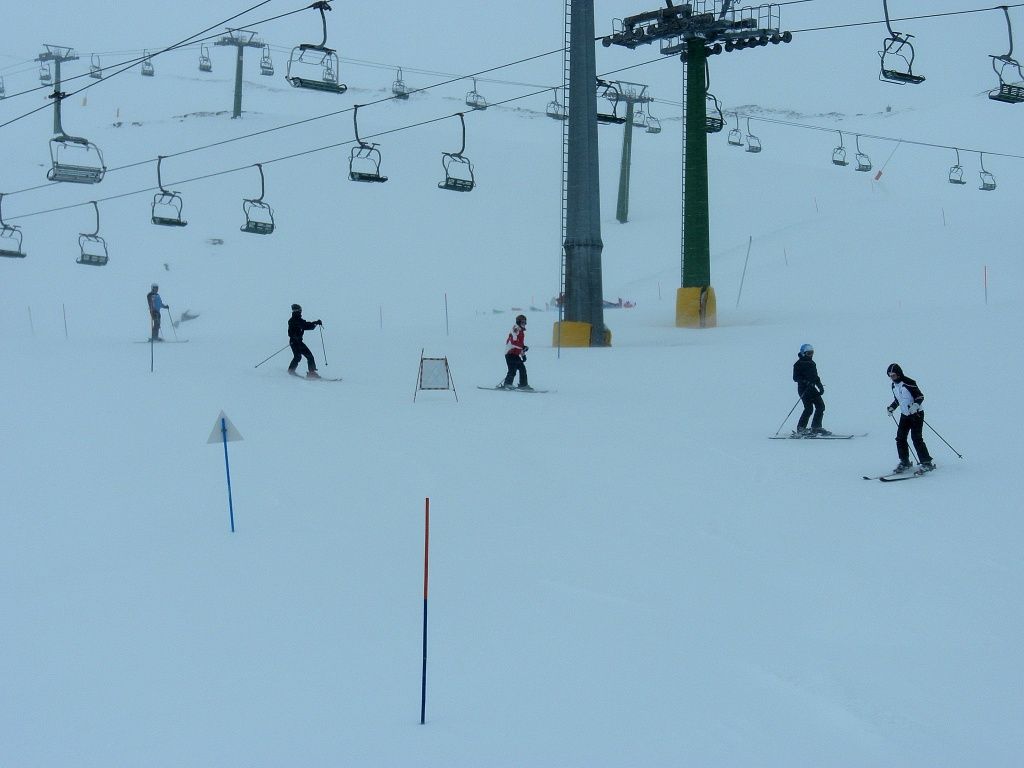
[2,9,1023,766]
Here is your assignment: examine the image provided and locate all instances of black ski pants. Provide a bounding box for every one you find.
[895,412,932,463]
[503,353,527,387]
[288,340,317,372]
[797,392,825,431]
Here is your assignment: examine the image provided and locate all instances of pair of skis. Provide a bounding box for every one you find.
[769,431,864,440]
[863,467,934,482]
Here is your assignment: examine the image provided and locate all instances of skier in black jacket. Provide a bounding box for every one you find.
[886,363,934,473]
[792,343,830,436]
[287,303,322,378]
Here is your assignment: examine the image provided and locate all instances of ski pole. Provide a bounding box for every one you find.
[319,324,328,367]
[890,411,919,464]
[774,398,802,436]
[254,344,290,368]
[923,419,964,459]
[164,306,178,340]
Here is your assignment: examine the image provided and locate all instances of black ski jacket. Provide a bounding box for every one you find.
[288,312,318,341]
[793,355,823,398]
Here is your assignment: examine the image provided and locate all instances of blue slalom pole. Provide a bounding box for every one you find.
[221,417,235,532]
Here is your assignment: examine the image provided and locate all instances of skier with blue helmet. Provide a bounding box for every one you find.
[792,343,830,436]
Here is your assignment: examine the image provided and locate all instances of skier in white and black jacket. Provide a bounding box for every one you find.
[886,363,934,473]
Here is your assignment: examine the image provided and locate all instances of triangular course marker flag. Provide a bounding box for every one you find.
[207,411,244,444]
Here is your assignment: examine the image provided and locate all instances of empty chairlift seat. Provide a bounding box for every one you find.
[286,2,347,94]
[241,164,275,234]
[0,194,26,258]
[48,134,106,184]
[77,202,109,266]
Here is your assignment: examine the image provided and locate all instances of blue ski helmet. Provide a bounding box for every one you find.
[799,343,814,355]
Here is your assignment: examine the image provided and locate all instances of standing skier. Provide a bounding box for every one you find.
[287,303,322,378]
[886,363,935,473]
[146,283,169,341]
[792,343,830,436]
[500,314,531,390]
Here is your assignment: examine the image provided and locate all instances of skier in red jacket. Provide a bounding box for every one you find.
[499,314,531,390]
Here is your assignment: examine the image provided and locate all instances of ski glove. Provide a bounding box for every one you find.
[523,345,529,352]
[887,404,896,414]
[816,384,824,395]
[908,402,922,414]
[316,319,323,326]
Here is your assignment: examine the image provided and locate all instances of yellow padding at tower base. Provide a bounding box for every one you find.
[551,321,612,347]
[676,286,717,328]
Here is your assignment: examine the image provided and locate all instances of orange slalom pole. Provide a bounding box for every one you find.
[420,497,430,724]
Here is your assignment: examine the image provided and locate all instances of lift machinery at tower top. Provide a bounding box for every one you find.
[602,1,792,55]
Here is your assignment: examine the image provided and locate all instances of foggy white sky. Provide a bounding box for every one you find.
[3,1,1020,150]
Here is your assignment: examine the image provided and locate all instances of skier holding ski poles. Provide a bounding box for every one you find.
[886,363,935,474]
[146,283,169,341]
[792,343,830,436]
[287,303,322,379]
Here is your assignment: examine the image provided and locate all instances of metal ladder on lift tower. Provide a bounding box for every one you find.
[558,0,571,350]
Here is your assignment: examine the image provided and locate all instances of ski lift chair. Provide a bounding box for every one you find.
[77,202,109,266]
[831,131,849,167]
[646,115,662,134]
[878,0,925,84]
[854,135,872,172]
[978,153,997,191]
[241,164,275,234]
[948,148,968,185]
[286,2,347,94]
[546,89,568,121]
[259,45,274,76]
[596,80,626,124]
[0,194,26,258]
[48,134,107,184]
[704,63,725,133]
[438,113,475,192]
[39,62,52,85]
[989,7,1024,103]
[392,67,410,99]
[151,156,188,226]
[727,113,743,146]
[348,105,387,183]
[632,107,648,128]
[89,54,103,79]
[745,117,762,153]
[199,44,213,73]
[0,76,6,99]
[141,51,155,77]
[705,93,725,133]
[465,78,488,111]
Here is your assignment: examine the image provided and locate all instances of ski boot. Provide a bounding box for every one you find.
[287,369,300,376]
[892,461,913,474]
[917,461,936,473]
[809,427,832,436]
[497,381,514,390]
[516,384,534,391]
[306,370,322,379]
